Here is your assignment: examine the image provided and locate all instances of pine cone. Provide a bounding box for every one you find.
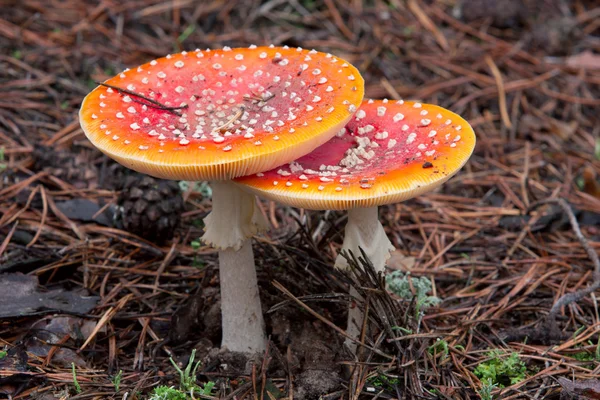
[116,174,184,243]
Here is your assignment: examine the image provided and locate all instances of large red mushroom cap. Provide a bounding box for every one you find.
[79,46,364,181]
[235,99,476,209]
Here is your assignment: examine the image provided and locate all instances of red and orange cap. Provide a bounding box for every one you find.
[79,46,364,181]
[235,99,476,210]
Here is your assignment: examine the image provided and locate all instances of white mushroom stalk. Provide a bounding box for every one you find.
[335,206,395,351]
[334,206,395,272]
[202,181,269,353]
[335,207,395,352]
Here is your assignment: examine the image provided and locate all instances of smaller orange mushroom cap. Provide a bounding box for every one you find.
[234,99,476,210]
[79,46,364,181]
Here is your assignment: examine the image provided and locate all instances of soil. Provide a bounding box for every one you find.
[1,0,600,399]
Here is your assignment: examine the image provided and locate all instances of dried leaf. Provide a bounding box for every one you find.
[0,274,99,318]
[558,376,600,399]
[55,198,114,226]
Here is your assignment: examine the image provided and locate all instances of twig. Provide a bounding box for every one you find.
[212,105,245,133]
[94,82,188,116]
[527,198,600,317]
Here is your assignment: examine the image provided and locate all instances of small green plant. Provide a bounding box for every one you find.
[386,271,441,314]
[367,373,401,391]
[0,147,6,171]
[571,338,600,365]
[474,350,527,388]
[573,351,596,362]
[478,379,498,400]
[391,326,413,335]
[428,338,449,360]
[177,25,196,45]
[198,381,215,396]
[170,349,202,394]
[71,362,82,394]
[149,386,187,400]
[148,349,215,399]
[112,369,123,392]
[190,240,204,269]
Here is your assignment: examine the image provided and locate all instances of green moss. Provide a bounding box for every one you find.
[149,386,188,400]
[367,374,400,391]
[474,350,527,388]
[385,271,441,314]
[573,351,596,362]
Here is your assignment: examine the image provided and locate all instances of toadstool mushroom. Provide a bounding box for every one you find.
[79,45,364,354]
[234,98,475,348]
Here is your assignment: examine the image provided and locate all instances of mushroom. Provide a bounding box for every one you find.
[234,99,475,347]
[79,45,364,354]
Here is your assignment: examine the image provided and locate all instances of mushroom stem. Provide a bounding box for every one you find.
[202,181,269,354]
[202,181,269,251]
[346,285,363,353]
[219,240,266,353]
[336,206,395,353]
[335,206,395,272]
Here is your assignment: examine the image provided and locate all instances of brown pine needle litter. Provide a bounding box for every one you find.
[1,0,600,399]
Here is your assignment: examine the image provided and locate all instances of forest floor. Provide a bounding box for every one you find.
[1,0,600,399]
